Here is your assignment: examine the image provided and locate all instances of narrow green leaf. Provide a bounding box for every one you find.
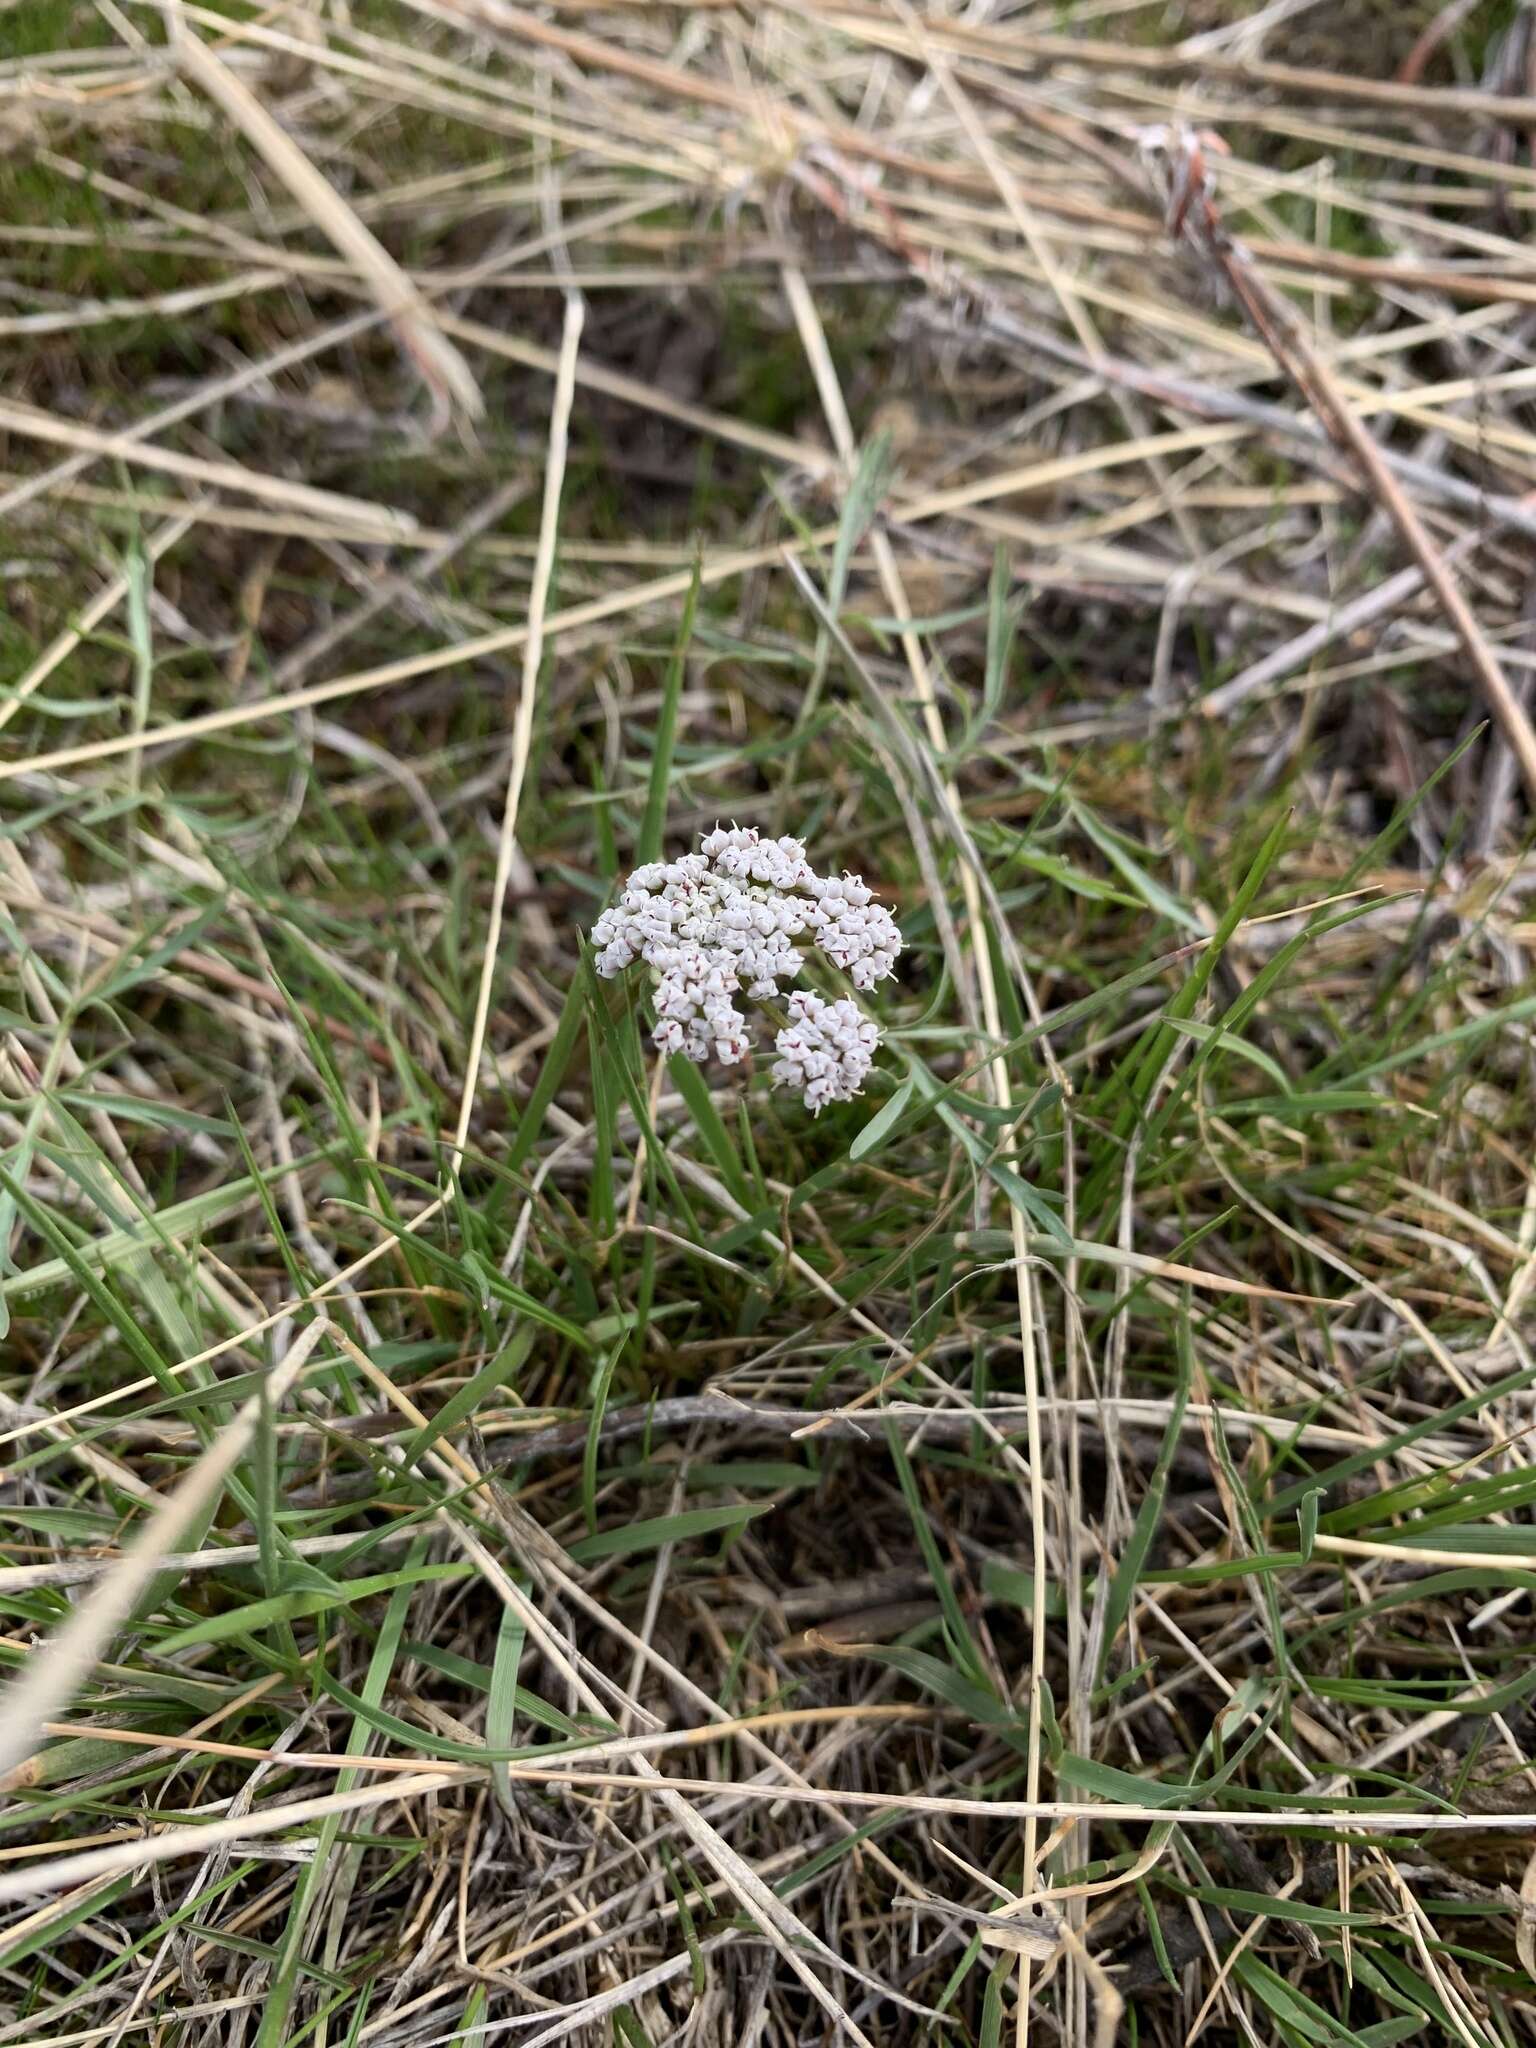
[636,559,700,867]
[487,1601,526,1815]
[0,1160,179,1394]
[1072,802,1203,932]
[403,1326,537,1469]
[583,1345,621,1537]
[504,978,586,1177]
[1268,1358,1536,1517]
[566,1501,773,1562]
[1137,1878,1180,1992]
[0,1135,354,1303]
[1232,1955,1340,2044]
[256,1543,430,2048]
[978,545,1014,740]
[315,1670,589,1756]
[850,1078,913,1161]
[459,1984,488,2048]
[155,1563,470,1652]
[53,1092,235,1137]
[883,1418,985,1682]
[666,1053,752,1208]
[802,433,894,716]
[1185,1884,1378,1929]
[1299,1487,1323,1564]
[1098,1305,1192,1677]
[979,1950,1016,2048]
[1343,991,1536,1087]
[660,1845,707,1996]
[0,1872,135,1971]
[90,897,230,1004]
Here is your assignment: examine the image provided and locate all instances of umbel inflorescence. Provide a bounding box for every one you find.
[591,826,902,1112]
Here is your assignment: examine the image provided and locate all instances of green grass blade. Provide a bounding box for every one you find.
[1097,1301,1193,1678]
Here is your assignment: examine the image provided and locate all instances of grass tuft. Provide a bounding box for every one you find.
[3,1,1536,2042]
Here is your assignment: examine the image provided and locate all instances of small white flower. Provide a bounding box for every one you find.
[589,825,902,1110]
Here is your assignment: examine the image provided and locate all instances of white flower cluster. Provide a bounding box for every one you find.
[590,825,901,1110]
[770,991,880,1114]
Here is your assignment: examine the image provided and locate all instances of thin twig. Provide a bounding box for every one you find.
[1151,123,1536,802]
